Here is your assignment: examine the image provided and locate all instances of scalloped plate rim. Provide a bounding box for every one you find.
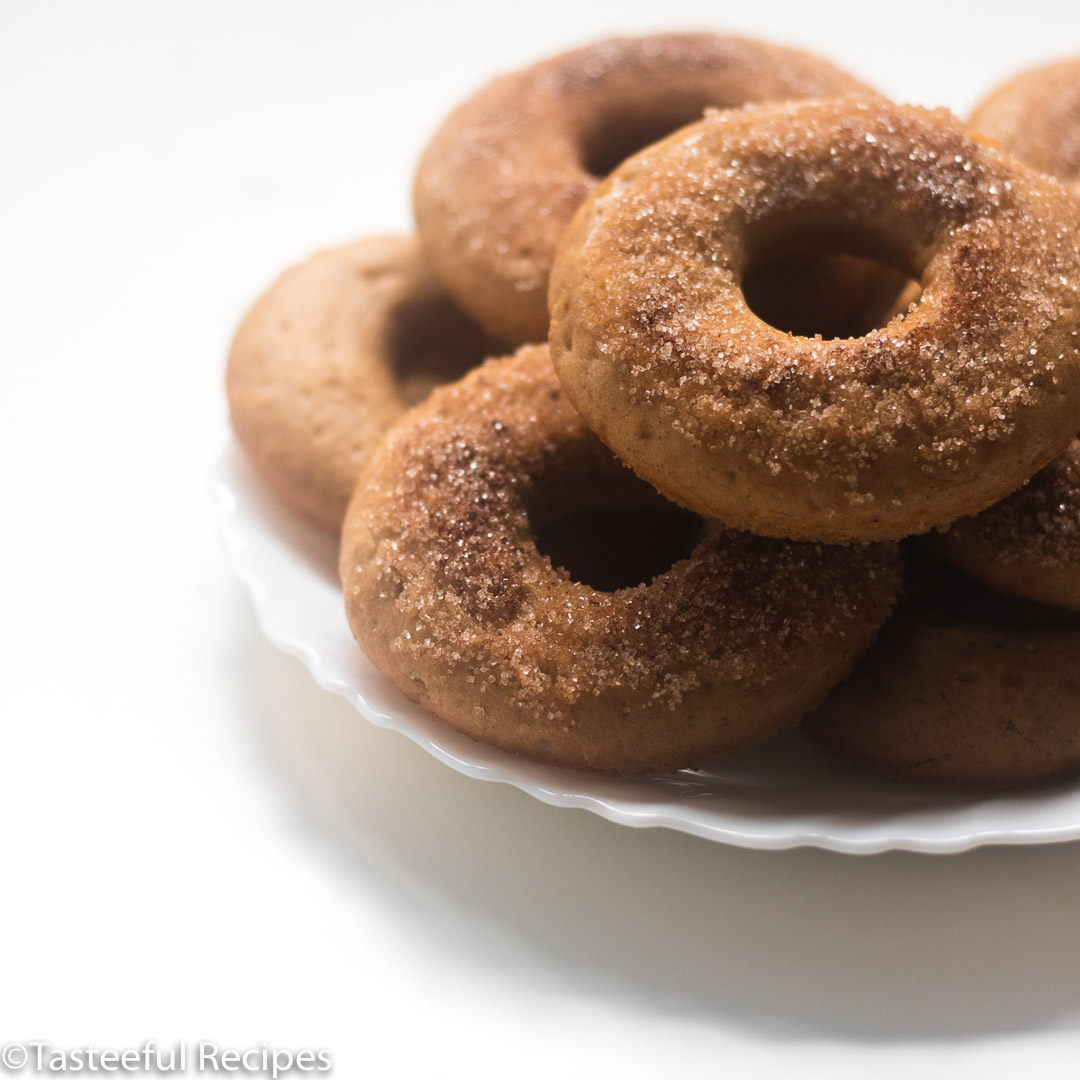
[215,444,1080,856]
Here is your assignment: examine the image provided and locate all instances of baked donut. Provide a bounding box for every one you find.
[414,33,875,344]
[970,58,1080,186]
[549,99,1080,543]
[226,236,499,532]
[807,560,1080,788]
[339,344,902,775]
[933,440,1080,610]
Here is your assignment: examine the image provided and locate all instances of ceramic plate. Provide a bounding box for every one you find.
[216,445,1080,854]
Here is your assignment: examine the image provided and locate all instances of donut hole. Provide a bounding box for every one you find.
[528,469,706,592]
[742,227,922,340]
[387,291,498,406]
[578,98,715,178]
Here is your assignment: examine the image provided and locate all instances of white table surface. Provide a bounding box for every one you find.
[4,2,1080,1076]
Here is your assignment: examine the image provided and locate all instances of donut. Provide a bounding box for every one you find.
[226,236,499,532]
[970,58,1080,186]
[807,560,1080,788]
[933,440,1080,610]
[413,33,876,344]
[339,344,902,775]
[548,99,1080,543]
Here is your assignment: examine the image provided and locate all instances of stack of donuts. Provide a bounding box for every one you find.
[227,35,1080,788]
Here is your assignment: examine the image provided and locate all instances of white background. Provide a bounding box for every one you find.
[4,1,1080,1077]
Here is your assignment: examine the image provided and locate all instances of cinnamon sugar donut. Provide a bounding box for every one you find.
[414,33,875,344]
[226,236,498,532]
[339,345,902,775]
[934,440,1080,610]
[549,99,1080,543]
[807,561,1080,788]
[970,58,1080,187]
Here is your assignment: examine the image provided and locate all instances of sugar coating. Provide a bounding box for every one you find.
[549,99,1080,542]
[414,33,874,344]
[339,345,902,773]
[946,441,1080,570]
[932,440,1080,610]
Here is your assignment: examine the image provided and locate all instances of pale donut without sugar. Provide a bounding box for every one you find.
[339,345,903,775]
[549,98,1080,543]
[970,57,1080,187]
[226,235,498,532]
[414,33,876,344]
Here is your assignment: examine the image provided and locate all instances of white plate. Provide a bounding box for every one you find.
[216,445,1080,855]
